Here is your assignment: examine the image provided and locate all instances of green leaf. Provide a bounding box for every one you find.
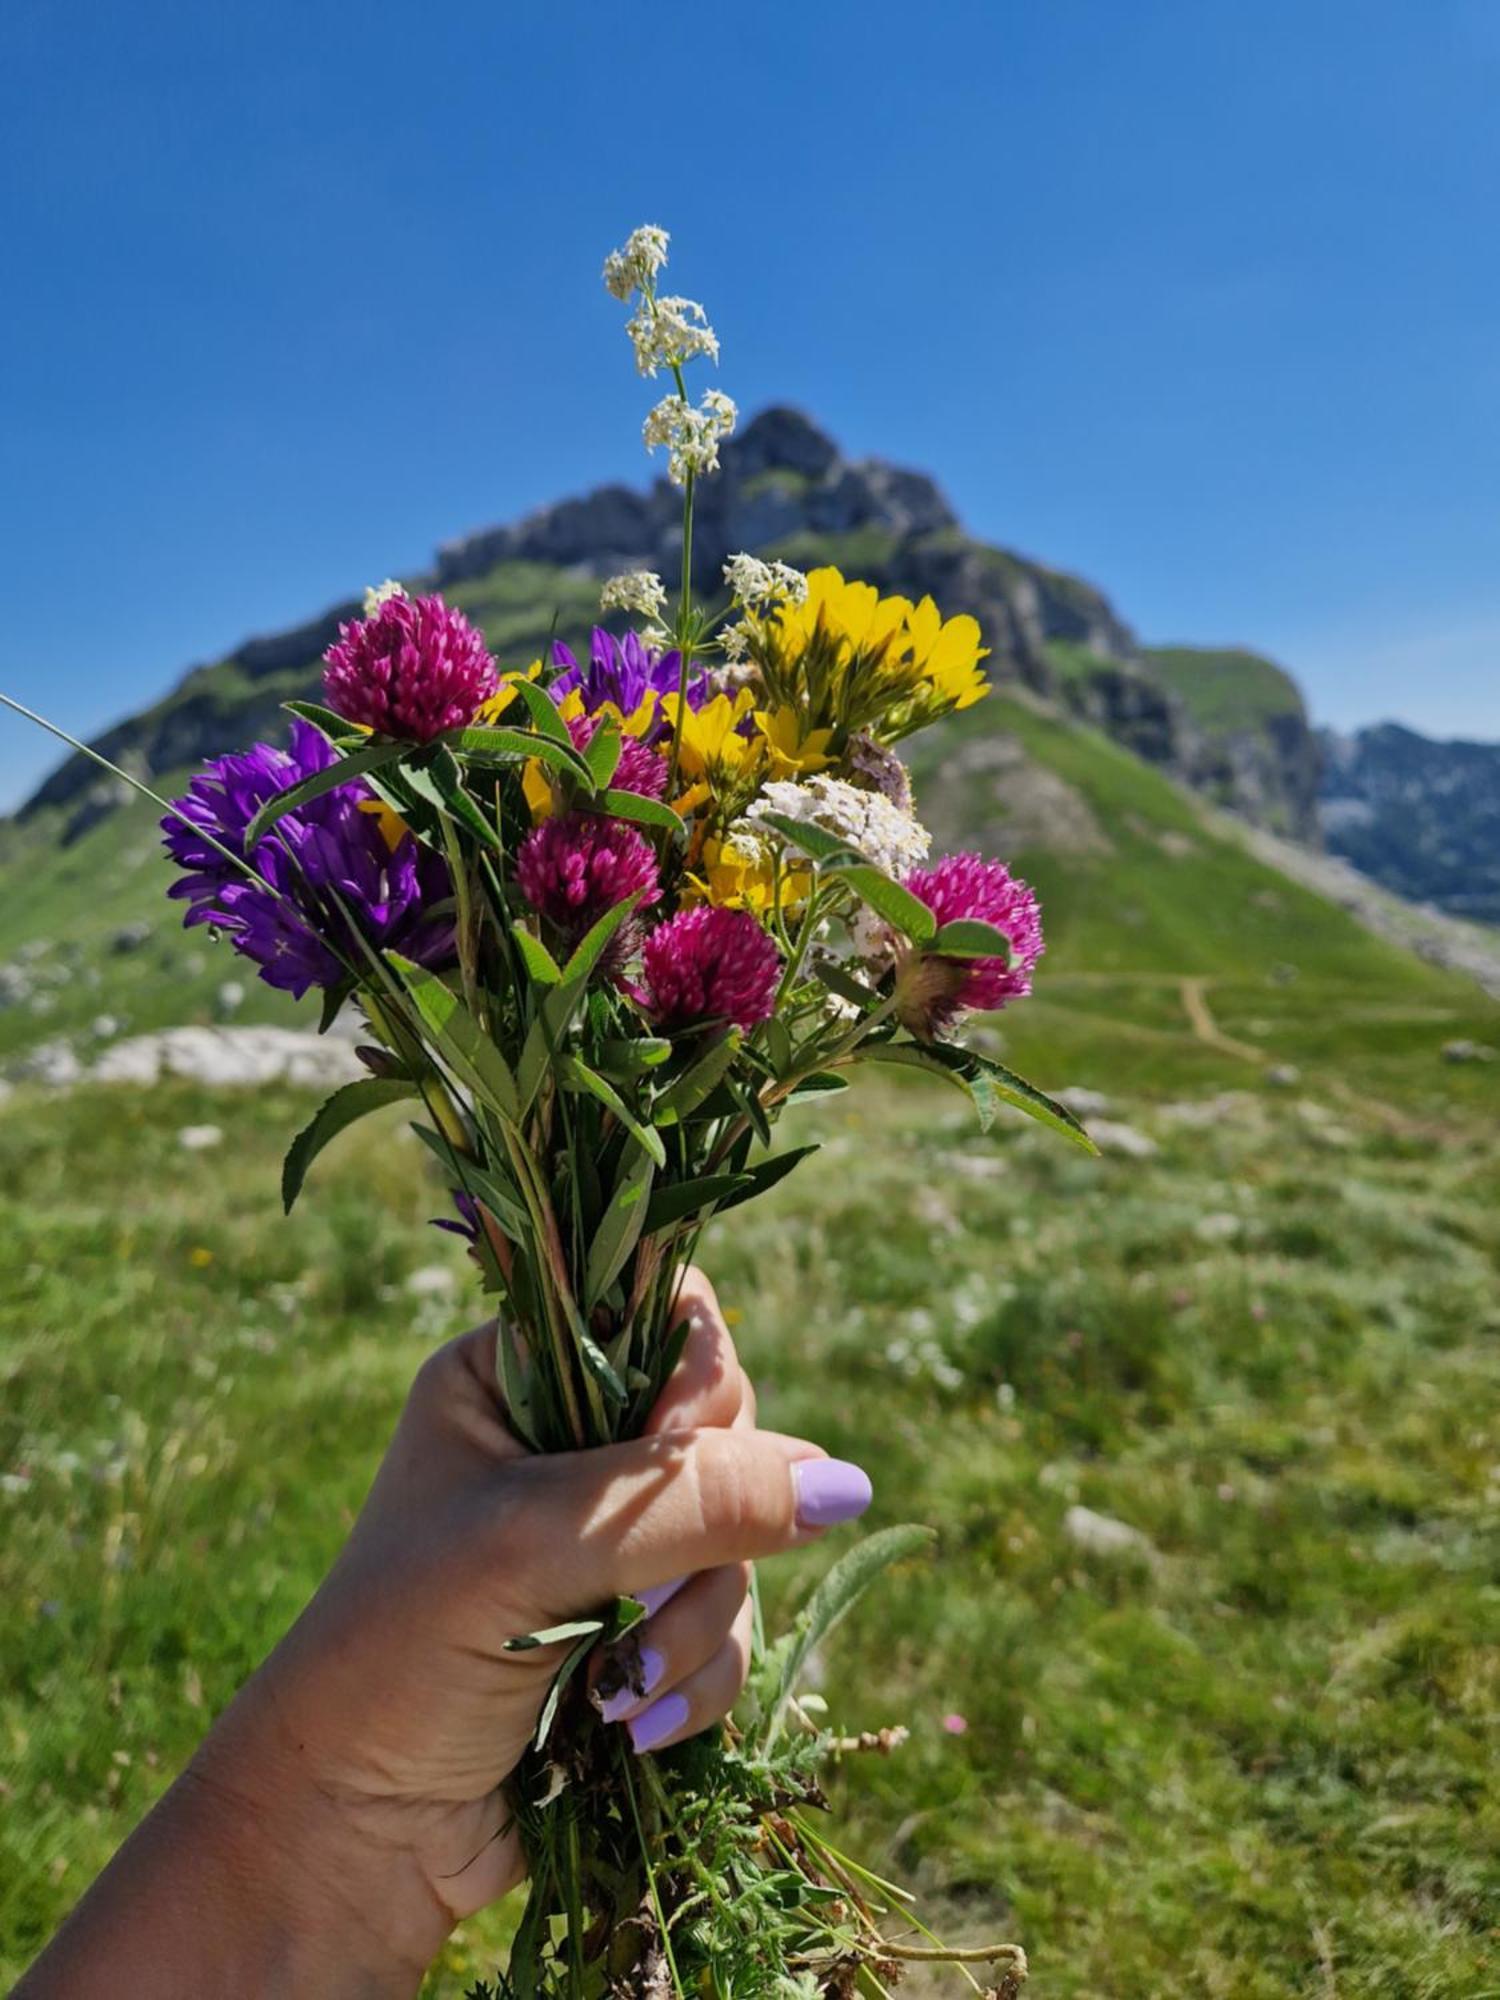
[582,718,622,791]
[533,1631,597,1749]
[584,1145,656,1308]
[826,860,937,943]
[968,1051,1098,1151]
[595,1036,673,1075]
[642,1173,756,1233]
[407,1126,532,1239]
[787,1071,850,1101]
[598,788,685,836]
[768,1525,935,1741]
[712,1142,820,1215]
[283,699,366,744]
[386,955,521,1124]
[450,725,593,786]
[510,679,575,752]
[396,748,501,848]
[814,960,883,1012]
[503,1616,606,1653]
[517,894,646,1113]
[558,1056,667,1169]
[242,740,408,851]
[513,929,563,986]
[931,918,1018,964]
[280,1077,417,1212]
[656,1028,743,1124]
[752,811,856,864]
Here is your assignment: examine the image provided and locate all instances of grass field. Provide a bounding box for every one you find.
[2,967,1496,1995]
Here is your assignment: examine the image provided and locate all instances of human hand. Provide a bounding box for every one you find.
[171,1268,872,1988]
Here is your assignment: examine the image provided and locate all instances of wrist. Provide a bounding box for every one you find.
[186,1675,454,1991]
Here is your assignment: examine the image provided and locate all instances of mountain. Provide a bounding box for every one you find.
[1318,722,1500,925]
[9,407,1320,849]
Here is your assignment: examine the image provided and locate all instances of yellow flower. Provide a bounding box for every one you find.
[771,567,912,663]
[474,658,543,724]
[685,832,810,915]
[356,798,411,853]
[662,688,765,805]
[753,705,836,778]
[905,596,990,710]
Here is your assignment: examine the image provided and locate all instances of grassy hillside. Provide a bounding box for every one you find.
[1143,645,1306,734]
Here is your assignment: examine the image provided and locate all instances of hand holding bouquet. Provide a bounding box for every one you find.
[24,225,1090,1997]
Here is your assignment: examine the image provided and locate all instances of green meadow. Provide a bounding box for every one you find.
[2,648,1497,1994]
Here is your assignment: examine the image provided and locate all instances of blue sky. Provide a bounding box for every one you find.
[4,0,1499,810]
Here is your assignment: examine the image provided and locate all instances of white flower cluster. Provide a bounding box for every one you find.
[722,553,809,608]
[626,293,720,377]
[599,570,668,621]
[746,775,931,877]
[643,389,738,486]
[362,578,406,616]
[601,224,670,301]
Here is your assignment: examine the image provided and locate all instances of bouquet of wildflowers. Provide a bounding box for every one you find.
[24,226,1090,1997]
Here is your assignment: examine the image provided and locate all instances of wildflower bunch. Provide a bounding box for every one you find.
[114,224,1098,1999]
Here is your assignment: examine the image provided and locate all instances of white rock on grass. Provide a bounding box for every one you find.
[1064,1505,1157,1561]
[177,1124,224,1152]
[1086,1119,1158,1160]
[12,1039,84,1086]
[91,1027,364,1090]
[1055,1085,1113,1118]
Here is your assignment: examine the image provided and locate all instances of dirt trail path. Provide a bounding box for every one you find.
[1178,977,1266,1064]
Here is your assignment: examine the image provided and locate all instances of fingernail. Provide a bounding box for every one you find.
[627,1690,691,1754]
[793,1459,873,1529]
[598,1646,666,1725]
[636,1575,688,1617]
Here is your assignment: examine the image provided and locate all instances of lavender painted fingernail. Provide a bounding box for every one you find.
[636,1575,689,1617]
[627,1690,691,1754]
[598,1646,666,1725]
[793,1459,873,1529]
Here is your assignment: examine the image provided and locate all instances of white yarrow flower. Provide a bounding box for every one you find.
[643,390,738,485]
[627,294,720,377]
[747,775,931,877]
[362,579,406,616]
[601,224,670,301]
[599,570,668,621]
[722,553,809,608]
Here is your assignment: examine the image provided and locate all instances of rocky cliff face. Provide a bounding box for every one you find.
[1319,723,1500,923]
[11,406,1317,850]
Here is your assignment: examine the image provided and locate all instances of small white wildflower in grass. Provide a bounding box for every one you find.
[627,295,720,377]
[643,390,738,485]
[599,570,668,621]
[722,553,809,608]
[362,579,406,616]
[602,224,670,301]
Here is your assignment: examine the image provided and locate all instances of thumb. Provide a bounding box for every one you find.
[509,1427,872,1617]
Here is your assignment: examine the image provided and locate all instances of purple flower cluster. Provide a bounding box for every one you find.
[324,593,498,741]
[515,812,662,960]
[551,628,710,742]
[162,722,454,997]
[894,852,1044,1037]
[640,906,782,1033]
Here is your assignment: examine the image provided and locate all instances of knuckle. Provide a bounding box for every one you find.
[694,1430,755,1544]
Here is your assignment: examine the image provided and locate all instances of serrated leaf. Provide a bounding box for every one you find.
[281,1077,417,1212]
[513,928,563,986]
[768,1525,935,1742]
[242,740,408,851]
[967,1051,1098,1151]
